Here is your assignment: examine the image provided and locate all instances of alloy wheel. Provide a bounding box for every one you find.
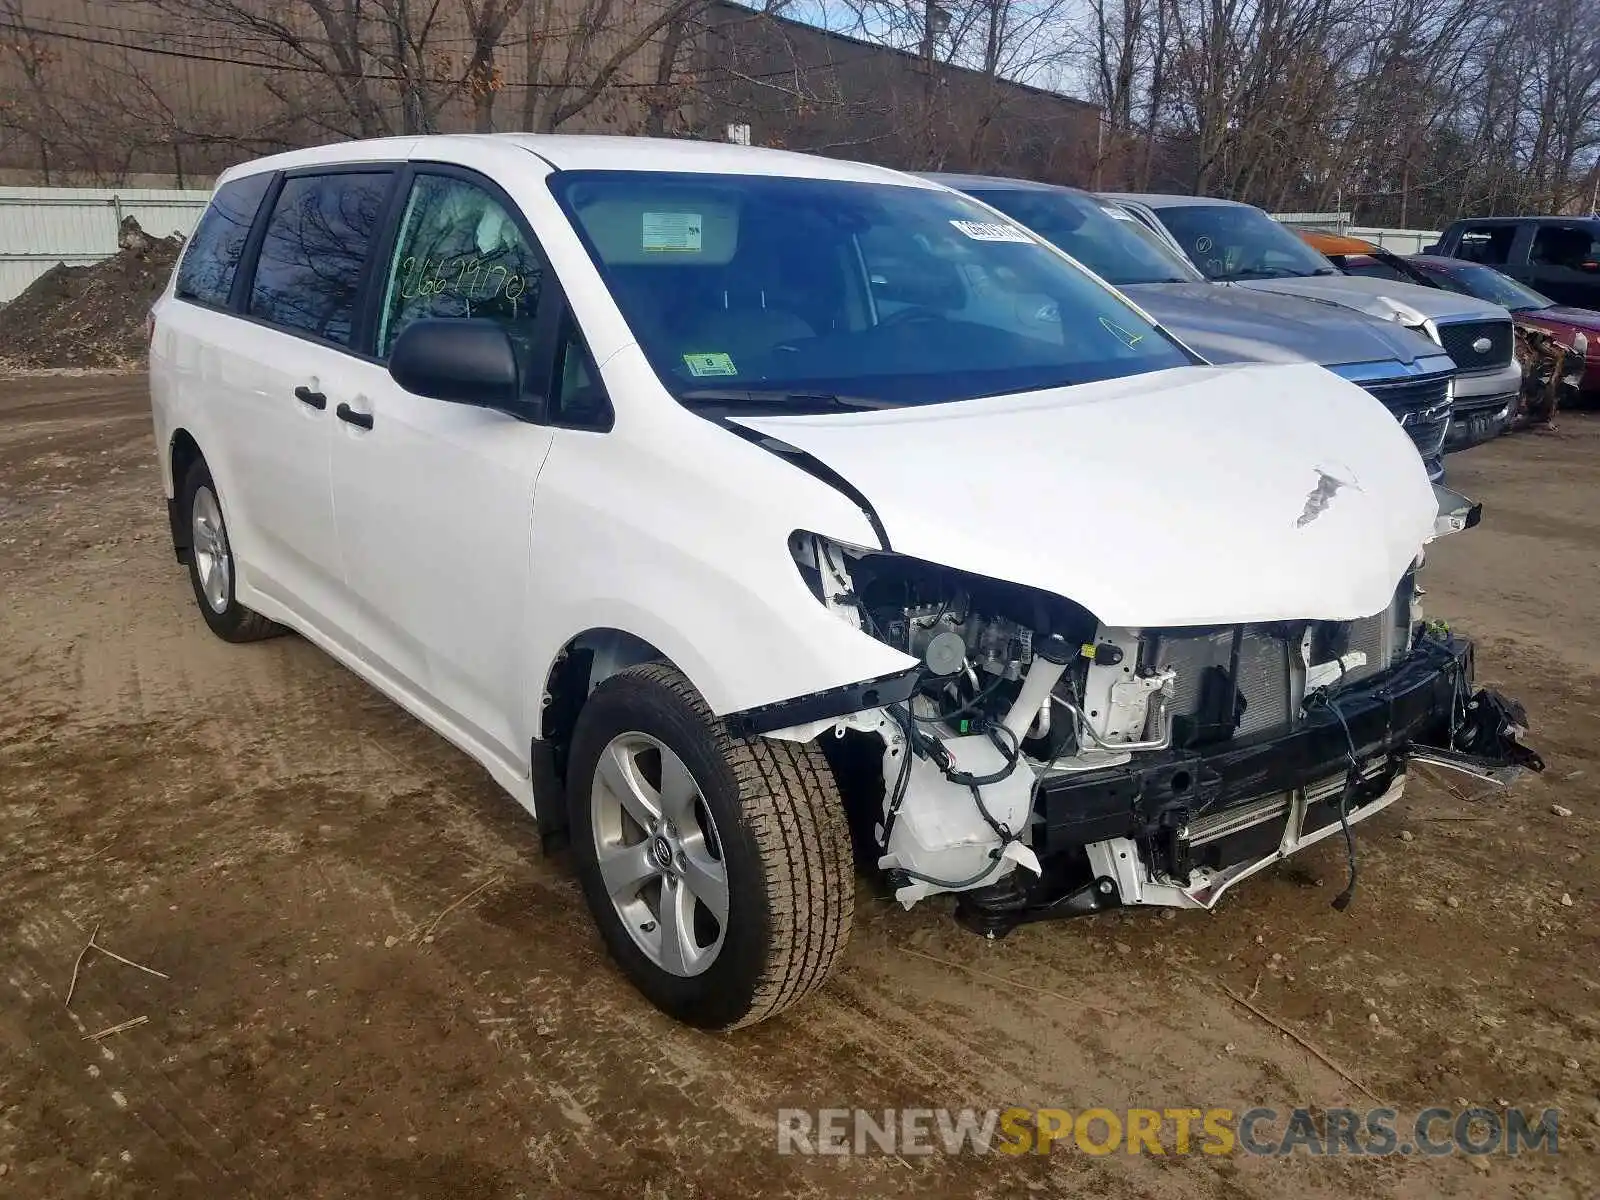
[589,732,729,977]
[191,485,231,614]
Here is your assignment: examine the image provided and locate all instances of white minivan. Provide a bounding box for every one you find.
[150,135,1539,1029]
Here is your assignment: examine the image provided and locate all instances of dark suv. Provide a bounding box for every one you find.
[1427,217,1600,309]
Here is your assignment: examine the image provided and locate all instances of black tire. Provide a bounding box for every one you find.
[180,458,283,643]
[567,662,854,1029]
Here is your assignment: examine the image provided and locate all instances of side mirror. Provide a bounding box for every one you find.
[389,318,521,408]
[1422,243,1441,255]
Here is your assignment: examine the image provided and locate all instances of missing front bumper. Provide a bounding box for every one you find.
[954,634,1541,936]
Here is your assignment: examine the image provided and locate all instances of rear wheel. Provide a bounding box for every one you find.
[181,459,282,643]
[567,662,854,1029]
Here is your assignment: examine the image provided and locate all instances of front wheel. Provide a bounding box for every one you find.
[567,663,854,1029]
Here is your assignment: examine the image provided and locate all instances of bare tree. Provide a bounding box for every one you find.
[2,0,1597,218]
[133,0,708,140]
[1066,0,1600,222]
[518,0,711,133]
[0,0,57,180]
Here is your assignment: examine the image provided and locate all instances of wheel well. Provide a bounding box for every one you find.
[168,429,204,561]
[541,628,668,766]
[171,428,203,493]
[532,628,675,852]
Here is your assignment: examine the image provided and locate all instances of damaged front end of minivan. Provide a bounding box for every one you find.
[739,486,1541,937]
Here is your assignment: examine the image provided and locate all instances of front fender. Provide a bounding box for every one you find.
[523,404,915,740]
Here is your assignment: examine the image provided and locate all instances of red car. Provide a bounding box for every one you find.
[1338,250,1600,396]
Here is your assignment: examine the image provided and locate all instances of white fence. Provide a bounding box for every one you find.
[1271,211,1353,230]
[0,186,210,303]
[1271,211,1442,256]
[1344,226,1443,255]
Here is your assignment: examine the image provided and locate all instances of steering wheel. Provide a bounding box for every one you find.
[875,306,947,329]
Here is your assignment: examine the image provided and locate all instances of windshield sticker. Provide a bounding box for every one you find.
[1099,317,1145,349]
[643,212,703,253]
[683,352,738,377]
[949,219,1033,244]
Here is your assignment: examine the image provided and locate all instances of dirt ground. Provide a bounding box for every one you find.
[1,373,1596,1200]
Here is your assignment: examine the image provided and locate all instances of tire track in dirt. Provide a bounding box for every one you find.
[6,934,246,1198]
[2,375,1596,1199]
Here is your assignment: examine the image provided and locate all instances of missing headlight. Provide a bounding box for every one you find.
[789,531,1098,748]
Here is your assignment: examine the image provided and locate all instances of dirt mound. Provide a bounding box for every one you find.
[0,217,182,371]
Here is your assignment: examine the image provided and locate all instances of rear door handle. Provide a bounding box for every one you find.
[336,402,374,430]
[294,385,327,410]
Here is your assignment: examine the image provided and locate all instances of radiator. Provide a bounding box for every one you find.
[1141,577,1412,746]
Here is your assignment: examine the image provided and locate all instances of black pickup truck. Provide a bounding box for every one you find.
[1426,216,1600,309]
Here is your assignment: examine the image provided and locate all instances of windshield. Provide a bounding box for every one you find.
[548,171,1192,411]
[1419,262,1553,312]
[1153,203,1341,282]
[968,188,1200,286]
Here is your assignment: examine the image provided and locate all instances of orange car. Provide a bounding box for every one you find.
[1297,230,1382,258]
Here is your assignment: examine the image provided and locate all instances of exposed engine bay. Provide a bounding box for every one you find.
[1513,323,1589,429]
[783,501,1542,935]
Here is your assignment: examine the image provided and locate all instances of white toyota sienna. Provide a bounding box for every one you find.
[150,135,1540,1029]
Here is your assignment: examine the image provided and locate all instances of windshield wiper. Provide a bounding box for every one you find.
[1219,266,1297,280]
[678,388,895,411]
[1308,267,1342,276]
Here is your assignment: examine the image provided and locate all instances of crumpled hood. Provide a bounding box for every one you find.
[1230,274,1509,326]
[1525,306,1600,341]
[735,363,1437,628]
[1126,281,1443,368]
[1541,305,1600,328]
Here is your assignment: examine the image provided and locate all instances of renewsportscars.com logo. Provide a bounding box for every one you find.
[775,1106,1561,1157]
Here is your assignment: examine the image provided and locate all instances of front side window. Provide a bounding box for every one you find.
[1456,224,1517,265]
[970,188,1200,286]
[549,314,611,429]
[376,174,546,361]
[549,171,1191,412]
[248,172,392,346]
[1530,224,1600,270]
[175,173,273,307]
[1341,256,1409,283]
[1153,204,1340,282]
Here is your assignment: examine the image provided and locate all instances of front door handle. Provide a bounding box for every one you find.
[336,402,374,430]
[294,385,327,410]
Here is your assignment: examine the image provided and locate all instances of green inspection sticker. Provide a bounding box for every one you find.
[683,352,738,377]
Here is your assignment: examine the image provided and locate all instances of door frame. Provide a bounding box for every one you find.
[359,160,598,420]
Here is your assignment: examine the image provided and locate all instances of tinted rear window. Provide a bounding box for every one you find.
[1456,225,1517,265]
[174,173,273,307]
[248,172,393,346]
